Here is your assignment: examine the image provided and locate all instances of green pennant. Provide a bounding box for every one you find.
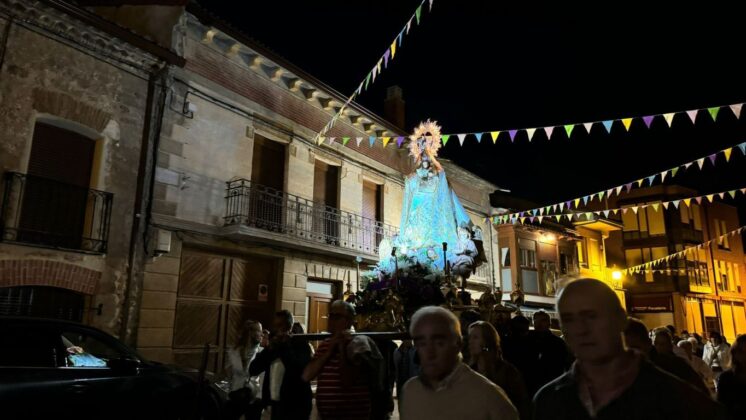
[415,5,422,24]
[708,107,720,121]
[671,167,680,177]
[564,124,575,138]
[364,73,372,90]
[342,137,350,146]
[441,134,450,146]
[728,190,737,199]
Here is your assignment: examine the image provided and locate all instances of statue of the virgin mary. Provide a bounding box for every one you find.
[379,121,478,276]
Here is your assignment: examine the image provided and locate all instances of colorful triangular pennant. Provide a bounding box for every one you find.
[708,107,720,121]
[474,132,483,143]
[544,126,554,139]
[663,113,675,127]
[457,134,467,146]
[565,124,575,138]
[643,115,654,128]
[356,137,363,147]
[509,130,518,142]
[622,118,633,131]
[490,131,500,143]
[730,103,743,119]
[602,120,613,133]
[686,109,698,124]
[382,137,391,147]
[724,148,733,162]
[441,135,450,146]
[526,128,536,142]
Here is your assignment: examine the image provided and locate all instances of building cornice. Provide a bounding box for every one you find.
[0,0,170,73]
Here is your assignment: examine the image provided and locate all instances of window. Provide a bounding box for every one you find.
[716,260,737,292]
[715,219,730,250]
[625,247,669,283]
[0,326,58,368]
[622,202,665,239]
[519,239,536,268]
[691,204,702,231]
[500,247,511,267]
[61,330,128,368]
[685,247,709,288]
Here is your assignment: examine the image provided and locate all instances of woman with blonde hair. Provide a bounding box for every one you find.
[468,321,532,419]
[225,320,265,420]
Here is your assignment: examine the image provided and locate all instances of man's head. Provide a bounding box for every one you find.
[557,278,627,364]
[677,340,693,359]
[273,310,294,335]
[666,325,677,337]
[459,309,481,337]
[410,306,462,383]
[731,335,746,370]
[533,311,551,333]
[328,300,355,334]
[509,315,530,336]
[653,328,674,355]
[624,317,652,353]
[710,331,723,346]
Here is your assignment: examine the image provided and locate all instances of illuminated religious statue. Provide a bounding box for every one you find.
[378,120,480,278]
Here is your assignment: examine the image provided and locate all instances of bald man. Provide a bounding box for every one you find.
[401,306,518,420]
[533,278,729,420]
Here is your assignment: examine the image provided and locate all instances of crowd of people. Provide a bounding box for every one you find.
[222,279,746,420]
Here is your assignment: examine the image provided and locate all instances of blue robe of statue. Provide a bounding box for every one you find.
[395,169,472,271]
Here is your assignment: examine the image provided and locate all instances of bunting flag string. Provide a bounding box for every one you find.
[622,226,746,275]
[492,141,746,223]
[492,186,746,225]
[313,0,432,144]
[320,99,744,147]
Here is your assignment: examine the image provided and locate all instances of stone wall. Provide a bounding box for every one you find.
[0,10,154,335]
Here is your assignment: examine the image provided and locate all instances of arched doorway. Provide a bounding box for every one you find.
[0,286,86,322]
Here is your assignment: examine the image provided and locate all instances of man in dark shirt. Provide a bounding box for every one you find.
[528,311,571,395]
[624,318,708,394]
[249,310,312,420]
[534,278,729,420]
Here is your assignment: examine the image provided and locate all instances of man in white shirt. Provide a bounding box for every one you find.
[401,306,518,420]
[703,331,732,373]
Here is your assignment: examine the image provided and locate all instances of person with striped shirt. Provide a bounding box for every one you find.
[302,300,386,420]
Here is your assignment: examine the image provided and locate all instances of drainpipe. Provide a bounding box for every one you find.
[120,63,169,346]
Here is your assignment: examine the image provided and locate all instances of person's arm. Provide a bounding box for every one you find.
[249,346,276,376]
[301,340,335,382]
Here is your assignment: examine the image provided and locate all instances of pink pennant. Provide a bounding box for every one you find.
[686,109,698,124]
[544,126,554,139]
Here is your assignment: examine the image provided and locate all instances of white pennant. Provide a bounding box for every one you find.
[355,137,363,147]
[603,210,610,218]
[527,128,537,142]
[615,186,623,195]
[457,134,467,146]
[583,122,593,133]
[660,171,668,182]
[696,158,705,170]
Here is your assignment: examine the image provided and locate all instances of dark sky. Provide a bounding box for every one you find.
[201,0,746,216]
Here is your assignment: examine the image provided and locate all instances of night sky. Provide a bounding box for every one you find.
[201,0,746,217]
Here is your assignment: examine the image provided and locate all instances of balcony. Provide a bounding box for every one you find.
[223,179,397,260]
[1,172,113,254]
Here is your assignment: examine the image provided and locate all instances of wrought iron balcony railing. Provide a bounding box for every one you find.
[1,172,113,254]
[224,179,397,256]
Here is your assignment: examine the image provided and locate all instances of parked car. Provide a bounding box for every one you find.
[0,316,222,419]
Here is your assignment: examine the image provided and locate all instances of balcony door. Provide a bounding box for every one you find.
[312,160,339,244]
[249,135,285,230]
[19,122,95,249]
[362,180,382,253]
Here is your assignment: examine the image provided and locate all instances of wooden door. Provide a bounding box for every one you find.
[20,123,95,248]
[250,135,285,230]
[312,161,339,243]
[173,249,278,373]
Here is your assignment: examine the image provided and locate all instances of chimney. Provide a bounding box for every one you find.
[384,85,405,130]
